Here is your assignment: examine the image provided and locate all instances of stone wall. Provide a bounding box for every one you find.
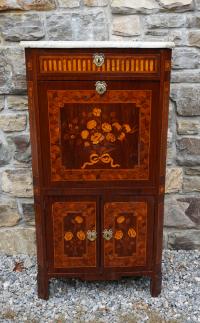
[0,0,200,254]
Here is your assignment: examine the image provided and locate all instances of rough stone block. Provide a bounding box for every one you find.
[186,14,200,27]
[0,227,36,255]
[171,70,200,83]
[178,197,200,226]
[144,29,184,46]
[170,85,200,116]
[84,0,108,5]
[145,14,186,28]
[0,0,56,11]
[0,13,45,41]
[167,230,200,250]
[7,134,31,163]
[0,114,27,132]
[188,31,200,47]
[165,167,183,193]
[158,0,194,11]
[172,48,200,69]
[7,96,28,111]
[21,202,35,226]
[183,176,200,192]
[58,0,80,7]
[177,119,200,135]
[164,196,196,229]
[72,11,109,40]
[111,0,159,14]
[1,169,33,197]
[0,200,20,227]
[112,15,141,36]
[0,136,13,166]
[176,137,200,165]
[0,47,26,94]
[46,13,72,41]
[0,96,5,111]
[196,0,200,9]
[185,167,200,175]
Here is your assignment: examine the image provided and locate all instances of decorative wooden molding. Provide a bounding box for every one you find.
[164,60,171,72]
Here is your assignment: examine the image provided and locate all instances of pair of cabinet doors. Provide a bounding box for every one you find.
[45,196,154,273]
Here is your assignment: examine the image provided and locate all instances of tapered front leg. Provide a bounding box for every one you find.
[37,267,49,300]
[150,272,162,297]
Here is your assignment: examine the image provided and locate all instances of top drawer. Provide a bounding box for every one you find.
[38,52,160,77]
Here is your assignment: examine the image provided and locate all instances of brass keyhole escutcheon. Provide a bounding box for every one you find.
[95,81,107,95]
[93,53,105,67]
[87,230,97,242]
[102,229,113,241]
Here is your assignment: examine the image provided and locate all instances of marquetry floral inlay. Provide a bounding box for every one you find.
[64,231,73,241]
[63,107,137,169]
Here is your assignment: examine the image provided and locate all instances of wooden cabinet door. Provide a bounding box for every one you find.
[38,80,159,186]
[102,197,154,269]
[46,198,98,271]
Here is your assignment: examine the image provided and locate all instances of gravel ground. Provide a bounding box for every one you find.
[0,250,200,323]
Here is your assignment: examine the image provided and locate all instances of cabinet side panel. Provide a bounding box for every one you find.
[153,49,172,272]
[25,49,47,272]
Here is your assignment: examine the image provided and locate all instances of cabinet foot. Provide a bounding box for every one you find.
[37,270,49,300]
[150,272,162,297]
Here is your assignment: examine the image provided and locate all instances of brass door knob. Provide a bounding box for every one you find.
[102,229,113,241]
[95,81,107,95]
[87,230,97,241]
[93,53,105,67]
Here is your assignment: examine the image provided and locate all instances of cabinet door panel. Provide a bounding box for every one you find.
[47,199,98,270]
[103,198,153,269]
[38,80,159,186]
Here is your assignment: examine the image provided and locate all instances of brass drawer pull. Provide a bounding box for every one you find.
[93,53,105,67]
[87,230,97,241]
[102,229,113,241]
[95,81,107,95]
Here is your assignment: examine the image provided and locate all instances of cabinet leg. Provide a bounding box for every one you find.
[37,269,49,300]
[150,272,162,297]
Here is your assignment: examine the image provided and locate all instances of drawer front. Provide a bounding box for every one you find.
[39,80,159,186]
[47,198,98,270]
[38,52,160,76]
[102,197,154,269]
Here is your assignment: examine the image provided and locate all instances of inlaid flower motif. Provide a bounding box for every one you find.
[77,230,86,241]
[87,119,97,130]
[91,132,104,145]
[112,122,122,131]
[75,215,83,224]
[84,141,90,147]
[102,122,112,133]
[123,124,131,133]
[106,133,116,143]
[64,231,73,241]
[117,216,125,224]
[118,132,126,141]
[92,107,101,117]
[114,230,123,240]
[128,228,136,238]
[81,129,89,140]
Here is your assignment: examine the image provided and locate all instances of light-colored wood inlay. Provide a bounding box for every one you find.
[39,55,160,74]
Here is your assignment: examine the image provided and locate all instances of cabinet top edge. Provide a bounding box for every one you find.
[20,41,175,49]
